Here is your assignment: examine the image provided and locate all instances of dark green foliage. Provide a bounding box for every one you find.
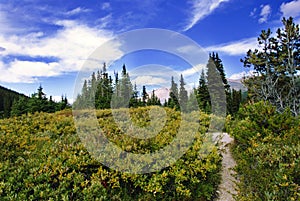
[195,54,241,115]
[167,76,180,110]
[141,85,148,106]
[228,102,300,200]
[196,70,210,113]
[10,86,70,117]
[147,89,161,106]
[206,57,226,116]
[0,85,28,118]
[179,74,188,112]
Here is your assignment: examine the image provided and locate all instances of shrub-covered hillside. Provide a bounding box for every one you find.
[0,107,222,200]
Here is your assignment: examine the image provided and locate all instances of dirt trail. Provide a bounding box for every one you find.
[212,132,237,201]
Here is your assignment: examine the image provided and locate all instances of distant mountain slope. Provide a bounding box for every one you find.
[228,79,247,91]
[0,85,28,118]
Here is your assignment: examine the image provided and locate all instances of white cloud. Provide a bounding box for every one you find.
[66,7,90,16]
[132,76,167,86]
[258,4,271,24]
[9,60,60,77]
[0,19,123,83]
[52,95,74,104]
[205,37,257,55]
[184,0,229,31]
[0,61,37,83]
[228,70,255,80]
[280,0,300,18]
[280,0,300,25]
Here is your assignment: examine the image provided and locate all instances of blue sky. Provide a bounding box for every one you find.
[1,0,300,102]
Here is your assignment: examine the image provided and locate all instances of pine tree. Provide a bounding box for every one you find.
[241,17,300,115]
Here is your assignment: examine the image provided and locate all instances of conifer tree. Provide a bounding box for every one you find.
[206,57,226,116]
[179,74,188,112]
[241,17,300,115]
[141,85,148,106]
[168,76,179,110]
[196,70,210,112]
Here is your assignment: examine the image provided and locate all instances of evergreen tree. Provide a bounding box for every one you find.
[112,64,133,108]
[130,83,139,107]
[141,85,148,106]
[10,97,28,116]
[95,63,113,109]
[196,70,210,112]
[148,89,161,106]
[210,52,230,90]
[241,17,300,115]
[187,90,199,112]
[206,57,226,116]
[47,95,56,113]
[210,53,231,114]
[168,76,179,110]
[179,74,188,112]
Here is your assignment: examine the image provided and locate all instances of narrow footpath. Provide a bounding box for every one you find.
[213,133,238,201]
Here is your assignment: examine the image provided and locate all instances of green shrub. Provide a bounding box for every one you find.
[0,108,221,200]
[228,101,300,201]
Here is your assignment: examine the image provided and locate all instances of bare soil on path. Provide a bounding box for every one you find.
[212,132,238,201]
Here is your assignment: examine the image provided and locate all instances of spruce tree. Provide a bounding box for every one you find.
[206,57,226,116]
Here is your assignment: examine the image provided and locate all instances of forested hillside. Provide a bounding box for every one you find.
[0,85,28,118]
[0,85,72,118]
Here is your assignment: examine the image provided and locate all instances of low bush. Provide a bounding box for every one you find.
[228,101,300,200]
[0,107,221,200]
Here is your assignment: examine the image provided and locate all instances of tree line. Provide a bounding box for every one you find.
[74,53,244,115]
[9,85,70,117]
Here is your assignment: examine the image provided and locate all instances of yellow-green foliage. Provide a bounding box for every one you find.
[228,102,300,201]
[0,107,221,200]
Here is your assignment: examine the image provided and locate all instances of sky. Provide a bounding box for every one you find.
[1,0,300,103]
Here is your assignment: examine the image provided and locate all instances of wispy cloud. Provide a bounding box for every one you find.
[250,8,257,17]
[280,0,300,18]
[258,4,271,24]
[183,0,229,31]
[205,37,257,55]
[181,64,206,77]
[101,2,111,10]
[66,7,91,16]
